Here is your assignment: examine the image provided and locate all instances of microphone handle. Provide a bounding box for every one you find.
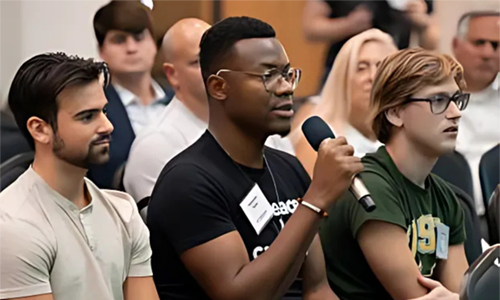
[349,176,376,212]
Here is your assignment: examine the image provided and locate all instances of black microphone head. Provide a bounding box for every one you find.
[301,116,336,151]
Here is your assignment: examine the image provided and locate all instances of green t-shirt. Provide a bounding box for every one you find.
[319,147,466,300]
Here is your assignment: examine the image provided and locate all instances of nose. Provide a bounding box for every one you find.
[125,36,139,53]
[274,78,294,96]
[99,113,114,135]
[369,65,377,82]
[445,101,462,120]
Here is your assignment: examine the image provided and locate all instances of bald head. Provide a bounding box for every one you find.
[162,18,210,63]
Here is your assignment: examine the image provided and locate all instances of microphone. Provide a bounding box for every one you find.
[302,116,376,212]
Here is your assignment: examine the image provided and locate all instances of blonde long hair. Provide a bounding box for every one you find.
[313,29,397,137]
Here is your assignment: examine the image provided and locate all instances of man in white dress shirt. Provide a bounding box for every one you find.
[452,11,500,217]
[0,53,159,300]
[123,18,211,213]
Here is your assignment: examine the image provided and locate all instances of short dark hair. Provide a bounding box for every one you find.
[8,52,109,149]
[93,1,154,47]
[199,16,276,85]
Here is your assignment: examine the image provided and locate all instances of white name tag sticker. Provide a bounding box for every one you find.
[240,184,274,235]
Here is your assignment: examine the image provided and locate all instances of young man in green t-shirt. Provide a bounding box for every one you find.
[319,48,470,300]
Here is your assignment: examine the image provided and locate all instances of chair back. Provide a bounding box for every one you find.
[487,185,500,244]
[0,152,34,191]
[459,244,500,300]
[449,184,483,265]
[479,144,500,207]
[433,151,474,198]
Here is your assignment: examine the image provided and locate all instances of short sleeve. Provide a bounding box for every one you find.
[348,172,407,239]
[0,215,53,299]
[446,191,466,246]
[148,164,236,255]
[128,206,153,277]
[124,131,186,202]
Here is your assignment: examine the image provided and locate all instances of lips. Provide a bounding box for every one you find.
[443,125,458,133]
[273,103,293,111]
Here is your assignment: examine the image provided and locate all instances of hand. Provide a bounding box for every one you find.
[347,5,373,34]
[408,276,459,300]
[405,0,431,30]
[305,137,363,211]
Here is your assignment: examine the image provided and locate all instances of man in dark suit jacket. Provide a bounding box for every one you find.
[88,1,173,189]
[1,110,31,164]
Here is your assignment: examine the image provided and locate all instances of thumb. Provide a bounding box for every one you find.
[417,275,443,291]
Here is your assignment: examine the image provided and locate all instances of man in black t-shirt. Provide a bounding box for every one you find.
[147,16,365,300]
[303,0,438,87]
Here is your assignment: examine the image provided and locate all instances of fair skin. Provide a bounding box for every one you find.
[293,40,395,177]
[349,40,397,140]
[13,80,159,300]
[99,29,158,105]
[357,77,469,300]
[303,0,438,50]
[452,15,500,92]
[162,18,210,122]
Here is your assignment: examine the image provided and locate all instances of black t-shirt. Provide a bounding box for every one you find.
[148,131,311,300]
[323,0,433,69]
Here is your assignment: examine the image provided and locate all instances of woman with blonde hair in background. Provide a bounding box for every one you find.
[291,28,398,176]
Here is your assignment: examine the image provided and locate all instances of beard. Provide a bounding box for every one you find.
[52,134,110,169]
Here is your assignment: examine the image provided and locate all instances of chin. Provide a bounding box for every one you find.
[269,123,291,138]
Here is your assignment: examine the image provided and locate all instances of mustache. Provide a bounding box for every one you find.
[91,134,112,145]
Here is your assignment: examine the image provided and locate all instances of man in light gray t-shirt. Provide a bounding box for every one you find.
[1,52,159,300]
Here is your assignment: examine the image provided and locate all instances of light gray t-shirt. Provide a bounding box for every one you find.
[0,168,152,300]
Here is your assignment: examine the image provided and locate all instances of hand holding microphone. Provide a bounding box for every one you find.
[301,116,376,212]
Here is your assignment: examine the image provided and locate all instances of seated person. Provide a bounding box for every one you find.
[88,1,173,189]
[147,16,366,300]
[291,29,397,176]
[320,48,469,300]
[0,109,31,163]
[1,52,158,300]
[452,11,500,216]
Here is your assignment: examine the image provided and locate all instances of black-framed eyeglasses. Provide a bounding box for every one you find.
[406,92,470,115]
[215,67,302,92]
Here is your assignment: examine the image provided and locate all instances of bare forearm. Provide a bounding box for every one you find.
[231,204,322,300]
[304,17,361,43]
[417,22,439,50]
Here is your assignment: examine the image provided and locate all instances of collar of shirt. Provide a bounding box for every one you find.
[113,79,167,107]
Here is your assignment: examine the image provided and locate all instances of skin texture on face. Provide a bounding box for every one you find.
[51,80,114,168]
[215,38,294,138]
[453,15,500,91]
[99,29,157,75]
[162,19,211,105]
[394,76,462,157]
[349,40,397,138]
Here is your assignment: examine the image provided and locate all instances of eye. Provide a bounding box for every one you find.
[80,112,95,122]
[112,35,127,44]
[133,32,145,42]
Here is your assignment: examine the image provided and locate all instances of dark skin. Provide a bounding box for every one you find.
[179,37,364,300]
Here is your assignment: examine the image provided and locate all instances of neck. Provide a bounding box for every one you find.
[385,134,437,188]
[32,151,88,209]
[208,110,264,169]
[350,117,377,141]
[464,75,494,93]
[177,92,209,123]
[113,72,155,105]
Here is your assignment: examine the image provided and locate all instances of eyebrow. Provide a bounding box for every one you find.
[73,107,104,119]
[260,62,290,70]
[428,90,461,97]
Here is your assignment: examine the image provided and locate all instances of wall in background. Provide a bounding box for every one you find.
[0,0,108,106]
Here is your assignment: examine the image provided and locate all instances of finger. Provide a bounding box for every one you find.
[417,276,443,290]
[336,144,355,156]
